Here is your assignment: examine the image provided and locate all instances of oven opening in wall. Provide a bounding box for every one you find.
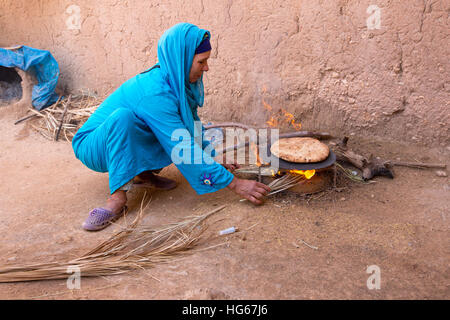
[0,66,23,106]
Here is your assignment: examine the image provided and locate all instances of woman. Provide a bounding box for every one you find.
[72,23,270,231]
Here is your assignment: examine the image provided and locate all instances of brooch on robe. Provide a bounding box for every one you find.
[200,173,215,187]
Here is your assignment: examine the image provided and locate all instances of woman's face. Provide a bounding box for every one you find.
[189,50,210,83]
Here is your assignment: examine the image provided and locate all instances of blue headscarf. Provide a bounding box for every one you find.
[157,23,211,138]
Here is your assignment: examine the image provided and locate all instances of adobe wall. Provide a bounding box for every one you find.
[1,0,448,146]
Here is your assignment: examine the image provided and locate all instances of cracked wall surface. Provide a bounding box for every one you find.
[0,0,448,146]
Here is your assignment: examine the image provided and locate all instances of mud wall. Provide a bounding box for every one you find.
[1,0,448,146]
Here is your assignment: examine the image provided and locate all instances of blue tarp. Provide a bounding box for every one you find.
[0,45,60,110]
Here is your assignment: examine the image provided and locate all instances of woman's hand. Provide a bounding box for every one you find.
[222,163,241,172]
[221,153,241,172]
[227,177,271,205]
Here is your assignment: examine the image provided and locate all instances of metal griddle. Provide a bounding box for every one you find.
[266,142,336,170]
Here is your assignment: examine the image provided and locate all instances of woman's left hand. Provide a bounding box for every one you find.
[223,163,241,172]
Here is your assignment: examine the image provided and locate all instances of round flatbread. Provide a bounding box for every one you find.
[270,137,329,163]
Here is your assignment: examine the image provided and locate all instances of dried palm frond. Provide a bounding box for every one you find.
[0,196,227,283]
[266,173,306,196]
[240,173,305,202]
[29,92,100,142]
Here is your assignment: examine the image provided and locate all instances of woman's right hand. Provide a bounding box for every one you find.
[227,177,271,205]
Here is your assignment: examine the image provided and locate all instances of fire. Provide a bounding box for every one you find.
[250,141,263,167]
[269,169,316,180]
[289,169,316,179]
[262,86,302,130]
[266,116,279,128]
[282,109,302,130]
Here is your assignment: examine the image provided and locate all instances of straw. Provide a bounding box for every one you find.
[27,92,100,142]
[239,173,305,202]
[0,196,227,283]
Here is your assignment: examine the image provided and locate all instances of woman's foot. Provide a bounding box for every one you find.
[134,171,177,190]
[82,191,128,231]
[104,190,128,213]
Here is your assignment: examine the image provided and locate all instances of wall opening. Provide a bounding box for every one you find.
[0,66,23,106]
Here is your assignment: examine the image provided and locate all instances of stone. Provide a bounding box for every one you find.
[435,170,447,177]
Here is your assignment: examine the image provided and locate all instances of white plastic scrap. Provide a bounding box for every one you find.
[219,227,236,235]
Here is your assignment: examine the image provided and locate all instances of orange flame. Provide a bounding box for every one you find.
[289,169,316,179]
[282,109,302,130]
[269,169,316,179]
[272,170,283,177]
[262,86,302,130]
[266,116,279,128]
[250,142,262,167]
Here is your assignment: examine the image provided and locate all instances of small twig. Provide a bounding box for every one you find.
[246,222,260,231]
[144,271,161,282]
[30,289,76,299]
[30,283,120,299]
[14,114,38,125]
[195,242,228,252]
[299,239,318,250]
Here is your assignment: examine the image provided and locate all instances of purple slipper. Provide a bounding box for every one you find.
[82,206,127,231]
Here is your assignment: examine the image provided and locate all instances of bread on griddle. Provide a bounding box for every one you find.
[270,137,329,163]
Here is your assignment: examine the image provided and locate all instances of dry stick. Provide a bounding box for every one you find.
[204,122,333,140]
[204,122,254,130]
[279,131,333,140]
[14,114,38,125]
[387,160,446,169]
[14,103,51,125]
[55,96,69,141]
[217,130,333,155]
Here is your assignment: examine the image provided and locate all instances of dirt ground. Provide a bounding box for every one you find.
[0,105,448,300]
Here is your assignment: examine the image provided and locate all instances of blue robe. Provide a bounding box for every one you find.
[72,23,234,194]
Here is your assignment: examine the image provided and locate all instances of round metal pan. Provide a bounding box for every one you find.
[266,143,336,170]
